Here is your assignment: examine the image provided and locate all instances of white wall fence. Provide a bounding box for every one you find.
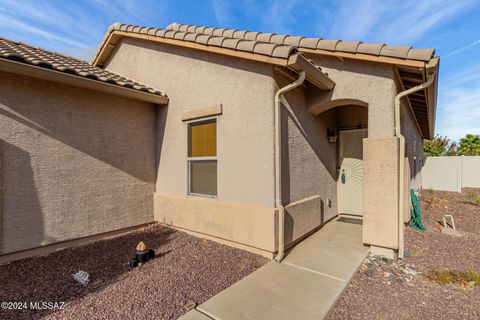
[422,156,480,192]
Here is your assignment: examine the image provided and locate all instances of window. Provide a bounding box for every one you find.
[187,118,217,197]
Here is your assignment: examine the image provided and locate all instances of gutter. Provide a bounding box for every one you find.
[394,71,436,260]
[274,70,306,262]
[0,58,168,105]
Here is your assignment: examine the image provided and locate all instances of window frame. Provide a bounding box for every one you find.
[186,116,218,198]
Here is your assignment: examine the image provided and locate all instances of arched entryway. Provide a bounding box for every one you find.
[309,99,368,216]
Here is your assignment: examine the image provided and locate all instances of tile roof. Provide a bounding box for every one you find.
[102,23,298,59]
[166,23,436,62]
[0,37,166,97]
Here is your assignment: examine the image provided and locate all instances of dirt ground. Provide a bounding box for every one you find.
[329,188,480,320]
[0,224,267,320]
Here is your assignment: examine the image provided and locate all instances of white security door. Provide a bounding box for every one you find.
[337,129,367,215]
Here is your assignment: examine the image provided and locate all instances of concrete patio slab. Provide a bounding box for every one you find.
[284,220,369,281]
[198,262,345,320]
[191,218,368,320]
[178,309,213,320]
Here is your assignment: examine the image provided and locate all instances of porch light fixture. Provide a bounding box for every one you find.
[327,128,337,143]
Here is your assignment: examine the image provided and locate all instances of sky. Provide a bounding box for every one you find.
[0,0,479,141]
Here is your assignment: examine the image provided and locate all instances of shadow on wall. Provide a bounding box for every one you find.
[284,199,325,246]
[277,72,337,205]
[0,141,46,254]
[155,101,169,185]
[276,70,337,245]
[0,72,158,183]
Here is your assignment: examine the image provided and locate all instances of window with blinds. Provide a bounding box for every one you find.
[187,119,217,196]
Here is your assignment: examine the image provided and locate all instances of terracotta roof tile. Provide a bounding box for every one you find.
[284,36,304,46]
[236,40,258,53]
[204,27,215,35]
[257,33,275,43]
[335,41,362,53]
[107,23,296,59]
[196,34,211,45]
[222,38,242,50]
[207,36,225,46]
[165,23,435,62]
[270,34,289,45]
[317,40,340,51]
[245,31,260,41]
[253,43,278,56]
[356,43,384,55]
[407,48,436,61]
[380,46,412,59]
[213,28,226,37]
[223,29,236,38]
[0,37,165,97]
[299,38,321,49]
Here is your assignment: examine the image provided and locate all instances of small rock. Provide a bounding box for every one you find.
[395,277,405,284]
[365,269,375,277]
[384,272,392,278]
[185,300,197,311]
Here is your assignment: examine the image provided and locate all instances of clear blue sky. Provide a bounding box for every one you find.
[1,0,479,141]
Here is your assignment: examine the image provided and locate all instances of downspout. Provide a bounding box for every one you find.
[394,71,436,260]
[274,71,306,262]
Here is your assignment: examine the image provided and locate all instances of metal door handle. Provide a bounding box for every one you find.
[341,171,346,184]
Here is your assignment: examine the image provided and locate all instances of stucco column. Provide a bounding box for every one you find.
[363,137,399,255]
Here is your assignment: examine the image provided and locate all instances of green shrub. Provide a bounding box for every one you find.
[427,269,480,285]
[467,192,480,207]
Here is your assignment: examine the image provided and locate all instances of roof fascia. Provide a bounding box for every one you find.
[425,57,440,139]
[93,31,290,67]
[300,47,426,68]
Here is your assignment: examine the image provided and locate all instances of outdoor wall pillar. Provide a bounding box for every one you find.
[363,137,399,252]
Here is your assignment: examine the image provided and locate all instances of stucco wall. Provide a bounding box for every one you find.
[306,55,397,138]
[0,71,157,254]
[277,71,337,244]
[105,38,276,207]
[400,99,424,190]
[154,193,277,257]
[363,137,399,249]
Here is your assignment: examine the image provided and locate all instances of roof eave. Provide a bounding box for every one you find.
[0,58,168,105]
[287,53,335,90]
[300,47,427,69]
[425,57,440,140]
[93,30,291,68]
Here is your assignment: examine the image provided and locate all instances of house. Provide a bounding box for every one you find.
[0,22,439,262]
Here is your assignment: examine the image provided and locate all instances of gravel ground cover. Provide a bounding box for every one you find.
[0,223,267,320]
[329,188,480,320]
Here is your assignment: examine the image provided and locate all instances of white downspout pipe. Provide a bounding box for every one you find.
[394,72,436,260]
[274,71,306,262]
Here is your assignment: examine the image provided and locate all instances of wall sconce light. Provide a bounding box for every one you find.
[327,128,337,143]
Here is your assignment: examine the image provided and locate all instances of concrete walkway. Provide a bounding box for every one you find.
[179,218,369,320]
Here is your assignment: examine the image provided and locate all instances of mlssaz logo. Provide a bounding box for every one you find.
[29,302,65,310]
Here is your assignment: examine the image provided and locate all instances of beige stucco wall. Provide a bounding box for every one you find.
[0,71,157,254]
[306,55,397,138]
[154,193,277,256]
[284,195,322,246]
[104,40,410,256]
[105,38,279,254]
[277,70,337,244]
[363,137,399,249]
[105,38,277,207]
[400,99,424,190]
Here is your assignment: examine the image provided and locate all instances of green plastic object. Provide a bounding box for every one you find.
[409,189,426,232]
